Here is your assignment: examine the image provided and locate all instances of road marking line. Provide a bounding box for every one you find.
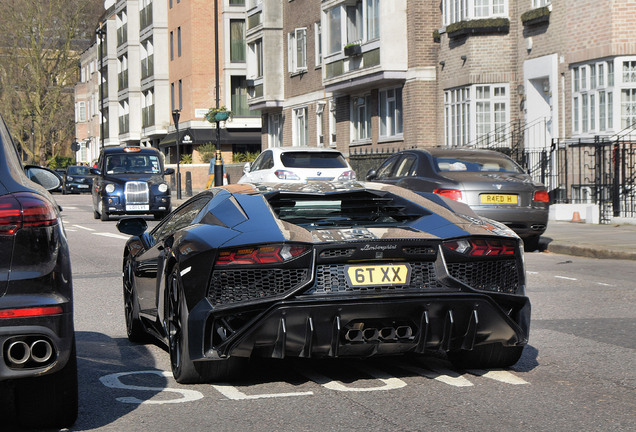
[526,271,538,275]
[93,232,130,240]
[466,369,529,385]
[299,364,407,392]
[555,275,577,280]
[211,384,313,400]
[73,224,95,231]
[99,370,204,404]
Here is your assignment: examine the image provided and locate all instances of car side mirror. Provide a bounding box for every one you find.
[243,162,251,174]
[116,217,148,236]
[24,165,63,191]
[164,168,175,175]
[366,169,377,181]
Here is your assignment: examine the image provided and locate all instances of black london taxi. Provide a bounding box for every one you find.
[91,146,174,221]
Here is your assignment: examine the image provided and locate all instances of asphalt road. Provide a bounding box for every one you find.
[53,194,635,432]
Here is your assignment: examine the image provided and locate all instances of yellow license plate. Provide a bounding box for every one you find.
[480,194,518,204]
[345,264,411,287]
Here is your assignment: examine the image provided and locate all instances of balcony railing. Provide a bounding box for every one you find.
[141,55,154,80]
[142,105,155,128]
[119,114,129,134]
[140,6,153,30]
[117,25,128,47]
[118,71,128,91]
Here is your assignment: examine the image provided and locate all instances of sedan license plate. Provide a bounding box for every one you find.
[480,194,518,204]
[345,264,411,287]
[77,184,89,188]
[126,204,149,211]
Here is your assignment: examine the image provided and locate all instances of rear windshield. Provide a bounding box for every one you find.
[67,166,91,175]
[280,152,349,169]
[434,155,523,173]
[266,190,429,227]
[105,154,162,174]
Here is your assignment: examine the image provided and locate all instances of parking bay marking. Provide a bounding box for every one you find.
[100,364,528,404]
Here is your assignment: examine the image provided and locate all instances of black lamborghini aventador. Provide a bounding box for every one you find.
[116,182,531,384]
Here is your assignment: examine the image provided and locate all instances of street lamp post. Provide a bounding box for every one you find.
[171,109,182,199]
[213,0,223,187]
[96,25,106,150]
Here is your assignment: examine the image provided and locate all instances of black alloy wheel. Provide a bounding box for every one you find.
[165,268,247,383]
[123,256,149,343]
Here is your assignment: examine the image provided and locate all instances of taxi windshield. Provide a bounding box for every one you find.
[106,155,161,174]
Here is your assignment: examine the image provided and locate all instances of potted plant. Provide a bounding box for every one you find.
[343,41,362,57]
[205,106,233,123]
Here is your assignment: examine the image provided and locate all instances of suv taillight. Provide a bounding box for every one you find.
[0,193,58,235]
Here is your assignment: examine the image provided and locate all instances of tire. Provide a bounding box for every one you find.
[166,269,246,384]
[123,256,150,343]
[13,341,79,429]
[448,343,524,369]
[99,201,109,221]
[523,235,541,252]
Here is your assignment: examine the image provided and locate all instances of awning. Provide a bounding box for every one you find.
[159,128,261,148]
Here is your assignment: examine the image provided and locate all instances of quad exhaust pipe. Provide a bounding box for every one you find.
[5,337,55,368]
[344,326,414,343]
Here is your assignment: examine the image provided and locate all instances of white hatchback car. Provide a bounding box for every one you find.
[238,147,356,183]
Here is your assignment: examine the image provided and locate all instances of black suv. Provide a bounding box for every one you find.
[62,165,93,194]
[0,113,77,428]
[91,146,174,221]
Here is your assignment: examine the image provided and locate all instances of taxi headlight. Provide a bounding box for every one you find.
[105,184,116,193]
[158,183,168,193]
[66,175,74,181]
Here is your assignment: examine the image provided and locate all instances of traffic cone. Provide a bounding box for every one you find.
[571,211,582,222]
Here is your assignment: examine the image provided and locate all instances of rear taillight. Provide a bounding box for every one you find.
[274,170,300,180]
[337,170,357,181]
[434,188,463,201]
[0,193,58,235]
[0,306,63,319]
[444,238,517,256]
[216,244,309,265]
[533,190,550,203]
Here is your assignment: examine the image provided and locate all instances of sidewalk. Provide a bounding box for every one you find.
[540,221,636,260]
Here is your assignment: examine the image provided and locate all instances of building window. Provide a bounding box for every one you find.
[230,20,246,62]
[269,114,282,147]
[329,100,337,147]
[475,85,507,144]
[379,87,403,138]
[177,27,182,57]
[443,0,508,26]
[571,59,626,135]
[231,76,259,117]
[532,0,551,7]
[293,107,308,146]
[315,22,322,67]
[316,103,325,146]
[288,28,307,73]
[351,94,371,142]
[248,39,263,78]
[170,31,174,60]
[171,83,175,111]
[76,102,87,122]
[178,80,183,110]
[325,0,380,56]
[229,0,245,5]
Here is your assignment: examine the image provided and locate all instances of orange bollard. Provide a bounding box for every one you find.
[571,211,582,222]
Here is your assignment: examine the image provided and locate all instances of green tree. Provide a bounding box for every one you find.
[0,0,102,165]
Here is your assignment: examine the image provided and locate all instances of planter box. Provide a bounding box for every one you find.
[343,44,362,56]
[447,18,510,39]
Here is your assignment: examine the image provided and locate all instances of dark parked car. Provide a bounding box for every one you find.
[367,148,550,250]
[117,181,530,384]
[91,146,174,221]
[63,164,93,194]
[0,114,77,428]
